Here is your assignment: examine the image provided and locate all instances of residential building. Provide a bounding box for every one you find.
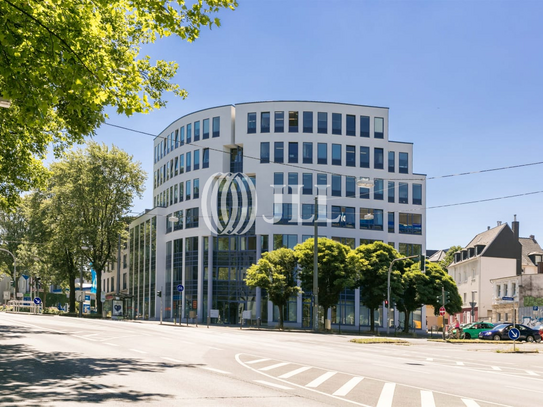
[128,101,427,329]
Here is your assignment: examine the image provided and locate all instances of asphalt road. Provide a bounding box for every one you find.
[1,313,542,406]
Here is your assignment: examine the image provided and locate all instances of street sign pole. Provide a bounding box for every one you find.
[442,286,446,341]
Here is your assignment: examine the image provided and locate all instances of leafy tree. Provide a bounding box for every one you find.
[295,238,357,325]
[439,245,463,271]
[245,248,300,330]
[425,262,462,315]
[48,142,145,314]
[0,0,237,210]
[396,265,430,333]
[355,242,408,332]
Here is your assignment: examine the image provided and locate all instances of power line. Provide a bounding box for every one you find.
[427,190,543,209]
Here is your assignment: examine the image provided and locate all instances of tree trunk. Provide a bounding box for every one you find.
[278,304,284,330]
[370,307,375,332]
[68,275,76,313]
[403,310,411,334]
[96,268,102,315]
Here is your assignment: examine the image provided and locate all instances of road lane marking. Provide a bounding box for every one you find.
[333,377,364,396]
[426,358,433,361]
[129,349,147,354]
[306,371,337,388]
[279,366,311,379]
[526,370,538,376]
[105,343,119,347]
[259,362,290,371]
[254,380,292,390]
[161,357,185,363]
[376,383,395,407]
[491,366,501,371]
[421,390,436,407]
[462,399,480,407]
[246,358,271,364]
[73,335,99,341]
[199,366,231,374]
[208,347,223,350]
[456,361,464,366]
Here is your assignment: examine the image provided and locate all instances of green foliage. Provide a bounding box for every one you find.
[295,238,357,313]
[0,0,237,210]
[439,245,462,271]
[424,262,462,315]
[245,248,300,330]
[355,242,405,331]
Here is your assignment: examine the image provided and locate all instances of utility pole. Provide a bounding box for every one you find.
[442,285,446,341]
[313,196,319,332]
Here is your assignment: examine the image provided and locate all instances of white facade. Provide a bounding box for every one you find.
[129,101,427,329]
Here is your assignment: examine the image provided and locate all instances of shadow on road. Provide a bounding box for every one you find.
[0,324,187,404]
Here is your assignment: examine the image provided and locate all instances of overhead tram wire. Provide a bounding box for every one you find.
[103,121,543,211]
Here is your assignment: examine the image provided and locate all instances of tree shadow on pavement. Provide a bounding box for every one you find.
[0,324,199,405]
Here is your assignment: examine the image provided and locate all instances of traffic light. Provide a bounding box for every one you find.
[436,294,442,304]
[10,280,15,287]
[385,300,389,307]
[157,290,162,298]
[419,254,426,272]
[445,291,451,304]
[35,277,41,289]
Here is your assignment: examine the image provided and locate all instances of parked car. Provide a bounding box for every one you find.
[462,321,495,339]
[478,323,542,342]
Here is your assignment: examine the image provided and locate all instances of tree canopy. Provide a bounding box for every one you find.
[0,0,236,210]
[439,245,463,271]
[245,248,300,330]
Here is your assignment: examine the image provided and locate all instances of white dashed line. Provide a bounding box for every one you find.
[105,343,119,347]
[456,361,464,366]
[199,366,231,374]
[130,349,147,354]
[526,370,539,376]
[491,366,501,371]
[161,357,185,363]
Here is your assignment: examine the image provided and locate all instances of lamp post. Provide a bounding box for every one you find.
[168,215,179,323]
[0,248,16,301]
[470,290,477,322]
[79,246,89,318]
[387,255,418,335]
[313,197,319,332]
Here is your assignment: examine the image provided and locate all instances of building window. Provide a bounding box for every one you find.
[274,111,284,132]
[374,179,384,200]
[274,142,284,163]
[186,151,191,172]
[203,148,210,168]
[399,152,408,174]
[317,143,327,164]
[318,112,327,134]
[388,212,395,233]
[194,121,200,141]
[179,154,184,174]
[273,172,284,194]
[399,182,408,204]
[388,151,395,172]
[247,112,257,134]
[186,180,191,200]
[302,204,315,226]
[332,113,342,135]
[399,243,421,257]
[346,145,355,167]
[374,117,384,138]
[203,118,210,139]
[413,184,422,205]
[388,181,395,203]
[374,148,384,169]
[317,173,327,195]
[287,172,298,194]
[186,207,199,229]
[399,213,422,235]
[332,144,341,165]
[359,186,370,199]
[332,206,355,228]
[288,142,299,163]
[193,150,200,170]
[302,173,313,195]
[360,146,369,168]
[260,142,270,164]
[303,142,313,164]
[193,178,199,199]
[303,111,313,133]
[346,114,356,136]
[187,123,192,144]
[332,174,341,197]
[261,112,270,133]
[289,111,299,132]
[212,116,220,137]
[360,115,370,138]
[360,208,383,230]
[273,234,298,250]
[346,176,356,198]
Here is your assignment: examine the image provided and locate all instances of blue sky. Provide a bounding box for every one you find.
[91,1,543,250]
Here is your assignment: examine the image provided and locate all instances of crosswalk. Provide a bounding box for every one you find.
[237,354,507,407]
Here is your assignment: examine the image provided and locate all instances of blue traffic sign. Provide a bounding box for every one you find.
[176,284,184,292]
[508,328,520,340]
[533,306,539,311]
[501,296,514,301]
[33,297,42,305]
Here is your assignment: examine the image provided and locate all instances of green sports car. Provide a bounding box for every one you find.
[461,321,495,339]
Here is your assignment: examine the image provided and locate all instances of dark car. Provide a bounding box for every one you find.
[478,323,542,342]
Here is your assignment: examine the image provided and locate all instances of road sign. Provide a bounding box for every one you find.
[533,306,539,311]
[502,296,514,301]
[33,297,42,305]
[176,284,184,292]
[439,306,446,316]
[508,328,520,340]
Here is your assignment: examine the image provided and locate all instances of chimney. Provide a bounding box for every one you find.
[497,221,502,226]
[512,214,519,240]
[512,215,522,276]
[487,226,490,230]
[530,234,536,242]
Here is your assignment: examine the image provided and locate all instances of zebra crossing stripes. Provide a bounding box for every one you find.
[333,376,364,396]
[420,391,436,407]
[259,362,290,371]
[376,383,395,407]
[279,366,311,379]
[306,371,337,388]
